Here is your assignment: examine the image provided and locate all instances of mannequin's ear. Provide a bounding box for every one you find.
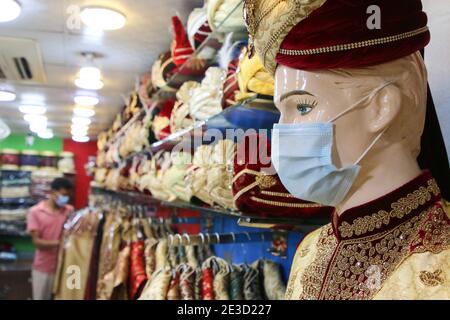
[366,84,401,133]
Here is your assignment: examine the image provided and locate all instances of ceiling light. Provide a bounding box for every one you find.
[80,7,126,31]
[0,0,21,22]
[0,90,16,101]
[73,107,95,118]
[24,114,47,123]
[79,66,101,80]
[19,105,47,115]
[72,135,90,143]
[38,129,54,139]
[71,125,89,136]
[74,95,99,106]
[29,122,47,134]
[75,78,104,90]
[72,117,91,126]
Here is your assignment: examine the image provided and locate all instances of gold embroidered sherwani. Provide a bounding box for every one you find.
[286,171,450,300]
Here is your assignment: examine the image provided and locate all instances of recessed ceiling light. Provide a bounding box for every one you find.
[74,95,99,106]
[19,105,47,115]
[80,7,126,31]
[73,107,95,118]
[75,78,104,90]
[0,90,16,101]
[24,114,47,123]
[0,0,21,23]
[38,129,54,139]
[72,135,90,143]
[71,125,89,136]
[72,117,91,126]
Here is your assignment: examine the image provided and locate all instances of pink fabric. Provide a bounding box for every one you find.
[27,201,73,273]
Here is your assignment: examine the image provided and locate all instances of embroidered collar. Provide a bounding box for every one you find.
[333,171,441,240]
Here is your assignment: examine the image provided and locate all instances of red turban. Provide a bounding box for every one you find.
[276,0,430,70]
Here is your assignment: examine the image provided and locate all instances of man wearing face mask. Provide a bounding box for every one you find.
[26,177,74,300]
[244,0,449,299]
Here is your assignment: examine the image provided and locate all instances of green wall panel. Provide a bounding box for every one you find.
[0,134,62,153]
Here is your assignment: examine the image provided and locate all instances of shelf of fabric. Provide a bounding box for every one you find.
[90,186,327,233]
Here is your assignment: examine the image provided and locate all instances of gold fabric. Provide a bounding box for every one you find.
[53,209,101,300]
[189,67,227,121]
[138,268,172,300]
[170,81,199,133]
[96,211,121,298]
[187,145,215,206]
[236,48,274,101]
[208,139,237,210]
[162,152,193,203]
[243,0,327,74]
[207,0,246,34]
[286,202,450,300]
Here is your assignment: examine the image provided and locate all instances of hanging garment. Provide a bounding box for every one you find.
[243,263,264,300]
[263,260,286,300]
[194,267,203,301]
[178,264,196,300]
[201,266,215,300]
[212,258,231,300]
[166,270,181,300]
[144,238,159,280]
[53,209,101,300]
[138,268,172,300]
[84,214,105,300]
[129,240,148,299]
[229,265,244,300]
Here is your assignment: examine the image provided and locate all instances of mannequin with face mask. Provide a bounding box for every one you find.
[244,0,450,300]
[26,177,74,300]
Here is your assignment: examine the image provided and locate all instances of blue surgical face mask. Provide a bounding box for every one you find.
[272,83,392,207]
[55,195,70,207]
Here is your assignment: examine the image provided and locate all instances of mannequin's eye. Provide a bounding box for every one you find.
[296,100,318,116]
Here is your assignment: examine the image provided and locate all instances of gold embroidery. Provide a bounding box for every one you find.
[279,27,429,56]
[296,204,449,300]
[419,270,444,287]
[299,225,337,300]
[339,179,440,238]
[255,174,277,190]
[250,196,323,208]
[299,248,310,258]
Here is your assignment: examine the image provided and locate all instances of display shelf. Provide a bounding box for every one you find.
[0,221,28,237]
[107,101,280,168]
[101,1,247,151]
[91,186,328,233]
[0,198,36,206]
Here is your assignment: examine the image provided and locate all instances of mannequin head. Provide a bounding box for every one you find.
[274,52,428,169]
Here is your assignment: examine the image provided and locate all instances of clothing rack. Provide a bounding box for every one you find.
[167,231,273,247]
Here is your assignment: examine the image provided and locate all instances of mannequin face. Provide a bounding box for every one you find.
[274,54,427,168]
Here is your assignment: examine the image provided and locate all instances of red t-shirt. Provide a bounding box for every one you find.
[26,201,74,274]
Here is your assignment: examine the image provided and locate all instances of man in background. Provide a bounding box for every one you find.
[26,177,74,300]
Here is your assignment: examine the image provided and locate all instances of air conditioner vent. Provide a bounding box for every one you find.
[0,37,46,84]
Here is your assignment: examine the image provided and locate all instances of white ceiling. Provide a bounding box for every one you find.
[0,0,448,155]
[0,0,202,138]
